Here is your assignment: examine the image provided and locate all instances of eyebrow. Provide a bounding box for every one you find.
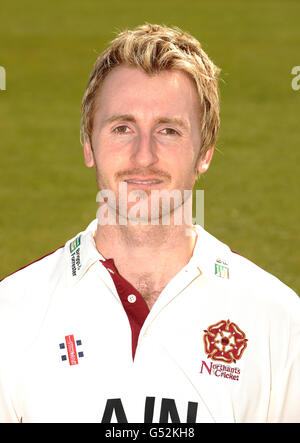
[156,117,189,131]
[103,114,189,131]
[104,114,136,125]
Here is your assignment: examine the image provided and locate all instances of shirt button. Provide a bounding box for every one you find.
[127,294,136,303]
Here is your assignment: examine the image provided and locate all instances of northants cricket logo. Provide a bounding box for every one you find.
[203,319,248,364]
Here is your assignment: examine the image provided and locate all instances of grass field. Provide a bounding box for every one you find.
[0,0,299,295]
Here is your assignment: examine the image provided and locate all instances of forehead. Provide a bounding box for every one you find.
[93,65,200,120]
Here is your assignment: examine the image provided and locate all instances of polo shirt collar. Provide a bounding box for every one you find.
[64,219,230,286]
[190,224,231,278]
[65,219,104,286]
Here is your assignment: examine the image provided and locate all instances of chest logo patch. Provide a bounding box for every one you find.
[59,335,84,365]
[203,319,248,364]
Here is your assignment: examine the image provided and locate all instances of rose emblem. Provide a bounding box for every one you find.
[203,319,248,364]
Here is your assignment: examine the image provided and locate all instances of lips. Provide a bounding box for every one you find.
[124,178,163,185]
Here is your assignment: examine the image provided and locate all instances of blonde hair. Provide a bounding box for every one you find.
[80,23,220,158]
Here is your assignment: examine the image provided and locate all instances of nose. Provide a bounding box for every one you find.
[130,132,158,168]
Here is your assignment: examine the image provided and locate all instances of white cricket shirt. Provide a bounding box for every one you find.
[0,219,299,423]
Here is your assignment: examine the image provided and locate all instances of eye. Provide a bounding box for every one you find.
[160,127,180,136]
[113,125,131,134]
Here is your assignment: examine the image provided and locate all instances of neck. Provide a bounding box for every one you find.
[94,200,197,308]
[95,194,196,258]
[95,222,196,259]
[95,223,196,308]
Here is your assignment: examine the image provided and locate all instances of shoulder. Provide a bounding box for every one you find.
[194,225,300,315]
[229,249,300,332]
[0,219,101,316]
[0,244,66,347]
[0,244,65,295]
[0,220,101,354]
[0,226,82,339]
[229,247,298,305]
[0,219,99,292]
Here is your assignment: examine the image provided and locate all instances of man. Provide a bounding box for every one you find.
[0,24,299,423]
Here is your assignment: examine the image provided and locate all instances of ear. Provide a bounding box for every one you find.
[83,139,95,168]
[196,146,214,175]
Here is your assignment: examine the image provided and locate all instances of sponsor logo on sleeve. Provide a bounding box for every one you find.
[69,235,82,277]
[70,235,81,253]
[214,258,229,279]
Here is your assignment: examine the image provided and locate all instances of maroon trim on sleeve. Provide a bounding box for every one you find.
[100,258,149,360]
[231,250,242,257]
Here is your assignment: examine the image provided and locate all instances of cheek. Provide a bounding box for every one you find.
[173,151,199,184]
[170,167,196,191]
[94,151,130,190]
[92,131,130,165]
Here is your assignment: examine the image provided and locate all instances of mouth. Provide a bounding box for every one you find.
[123,178,163,186]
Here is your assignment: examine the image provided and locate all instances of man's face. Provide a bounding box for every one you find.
[84,65,213,223]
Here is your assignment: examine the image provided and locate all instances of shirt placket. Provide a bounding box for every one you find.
[100,259,150,360]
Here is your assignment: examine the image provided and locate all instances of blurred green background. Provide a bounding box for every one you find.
[0,0,299,295]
